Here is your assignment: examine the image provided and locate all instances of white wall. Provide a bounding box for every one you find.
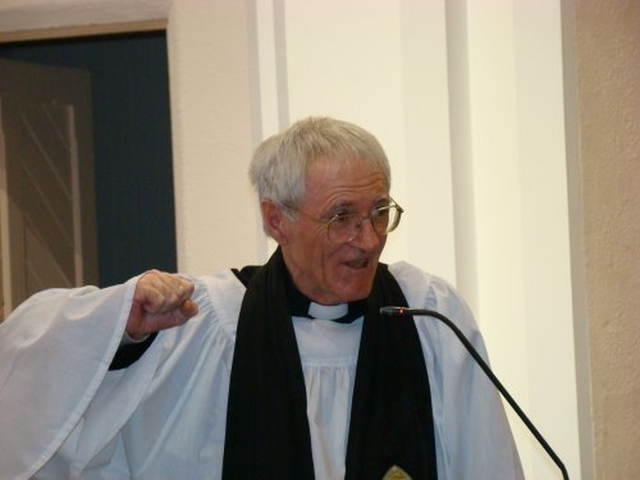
[456,2,582,478]
[0,0,586,478]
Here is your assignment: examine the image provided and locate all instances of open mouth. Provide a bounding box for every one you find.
[345,257,370,269]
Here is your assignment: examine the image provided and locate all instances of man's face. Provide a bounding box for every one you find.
[275,156,389,305]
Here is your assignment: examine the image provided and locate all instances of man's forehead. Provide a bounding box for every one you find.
[305,155,386,179]
[308,194,391,218]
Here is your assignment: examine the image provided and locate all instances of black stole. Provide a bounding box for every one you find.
[222,248,437,479]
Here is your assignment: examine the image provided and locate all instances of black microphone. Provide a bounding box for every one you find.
[380,306,569,480]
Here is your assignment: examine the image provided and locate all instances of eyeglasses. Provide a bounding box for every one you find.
[288,198,404,243]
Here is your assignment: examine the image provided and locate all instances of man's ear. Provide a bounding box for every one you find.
[261,199,289,245]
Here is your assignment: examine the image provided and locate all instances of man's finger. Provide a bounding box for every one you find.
[179,299,199,318]
[136,271,195,314]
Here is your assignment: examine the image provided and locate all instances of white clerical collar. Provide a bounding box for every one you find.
[284,272,367,324]
[308,302,348,321]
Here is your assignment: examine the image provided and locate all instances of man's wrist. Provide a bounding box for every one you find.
[121,330,150,346]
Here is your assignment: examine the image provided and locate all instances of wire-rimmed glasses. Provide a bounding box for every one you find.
[288,198,404,243]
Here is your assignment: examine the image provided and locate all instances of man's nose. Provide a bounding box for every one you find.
[349,218,384,250]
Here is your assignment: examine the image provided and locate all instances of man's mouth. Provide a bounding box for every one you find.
[345,257,369,268]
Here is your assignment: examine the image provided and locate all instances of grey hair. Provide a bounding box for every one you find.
[249,117,391,211]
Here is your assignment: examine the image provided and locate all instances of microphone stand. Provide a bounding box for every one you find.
[380,307,569,480]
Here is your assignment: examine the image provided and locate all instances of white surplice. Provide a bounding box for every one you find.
[0,262,523,479]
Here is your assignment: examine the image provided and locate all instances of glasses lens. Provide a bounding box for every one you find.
[384,205,402,233]
[371,206,391,234]
[327,213,358,242]
[327,205,403,242]
[377,205,403,234]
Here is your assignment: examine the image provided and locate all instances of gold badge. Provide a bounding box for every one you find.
[382,465,413,480]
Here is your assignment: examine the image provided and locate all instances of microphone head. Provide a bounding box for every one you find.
[379,306,408,316]
[380,306,434,316]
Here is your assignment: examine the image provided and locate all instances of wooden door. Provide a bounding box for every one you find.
[0,58,97,320]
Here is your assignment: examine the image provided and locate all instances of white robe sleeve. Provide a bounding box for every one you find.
[390,262,524,480]
[0,272,241,480]
[0,279,138,479]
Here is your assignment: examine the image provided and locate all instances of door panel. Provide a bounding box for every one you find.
[0,58,97,320]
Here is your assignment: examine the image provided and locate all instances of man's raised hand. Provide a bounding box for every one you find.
[126,269,199,339]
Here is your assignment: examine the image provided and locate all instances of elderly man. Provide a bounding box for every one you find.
[0,117,523,479]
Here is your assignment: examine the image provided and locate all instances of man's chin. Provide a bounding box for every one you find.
[336,280,375,304]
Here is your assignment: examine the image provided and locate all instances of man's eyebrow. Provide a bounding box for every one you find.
[324,202,355,217]
[331,200,355,210]
[326,197,390,214]
[374,197,392,207]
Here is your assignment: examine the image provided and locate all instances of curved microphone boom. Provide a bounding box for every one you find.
[380,306,569,480]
